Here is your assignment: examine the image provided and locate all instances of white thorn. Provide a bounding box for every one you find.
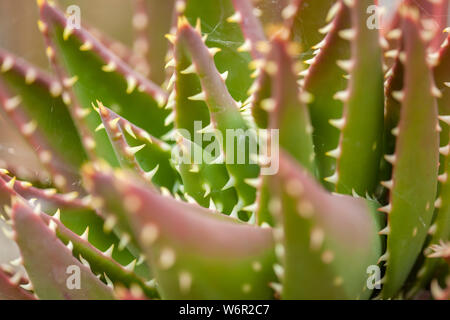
[80,227,89,241]
[324,172,338,184]
[222,176,235,191]
[103,244,114,258]
[124,259,137,272]
[188,91,206,101]
[378,225,390,235]
[329,118,346,130]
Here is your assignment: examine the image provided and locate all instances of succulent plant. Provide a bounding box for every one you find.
[0,0,449,300]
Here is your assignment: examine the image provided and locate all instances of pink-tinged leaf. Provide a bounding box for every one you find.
[95,102,179,191]
[230,0,266,59]
[267,152,382,299]
[0,176,157,298]
[0,49,87,192]
[0,170,88,214]
[83,165,277,299]
[11,200,115,300]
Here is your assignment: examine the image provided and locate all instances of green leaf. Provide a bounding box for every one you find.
[381,6,440,298]
[268,152,382,299]
[176,19,259,210]
[302,2,351,190]
[96,102,180,191]
[290,0,337,57]
[0,49,87,191]
[39,2,170,165]
[327,0,385,195]
[184,0,252,101]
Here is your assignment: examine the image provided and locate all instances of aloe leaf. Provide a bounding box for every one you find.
[268,36,316,174]
[229,0,270,128]
[134,0,176,84]
[290,0,337,57]
[409,128,450,296]
[325,0,384,196]
[0,49,87,191]
[268,152,381,299]
[434,31,450,122]
[172,23,210,139]
[381,5,440,298]
[0,268,36,300]
[381,55,403,185]
[230,0,266,59]
[413,0,448,49]
[83,165,277,299]
[11,200,115,300]
[95,102,179,191]
[0,169,88,213]
[255,35,317,226]
[171,18,239,214]
[173,135,238,215]
[176,19,259,211]
[0,171,148,279]
[38,1,170,165]
[183,0,252,102]
[410,34,450,290]
[302,2,351,190]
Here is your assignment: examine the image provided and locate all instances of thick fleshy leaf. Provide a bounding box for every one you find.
[184,0,252,101]
[268,36,316,174]
[381,6,440,298]
[95,102,179,191]
[38,1,170,165]
[290,0,337,57]
[0,170,150,275]
[134,0,176,84]
[172,22,210,139]
[0,49,87,191]
[0,173,156,297]
[434,31,450,133]
[230,0,266,60]
[255,35,317,226]
[408,128,450,296]
[176,19,259,209]
[0,169,88,213]
[83,165,277,299]
[302,2,351,190]
[173,135,238,215]
[11,200,115,300]
[381,54,403,185]
[406,32,450,296]
[326,0,384,195]
[268,152,382,299]
[413,0,449,49]
[171,19,238,212]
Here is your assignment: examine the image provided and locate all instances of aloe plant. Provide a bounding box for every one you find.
[0,0,449,300]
